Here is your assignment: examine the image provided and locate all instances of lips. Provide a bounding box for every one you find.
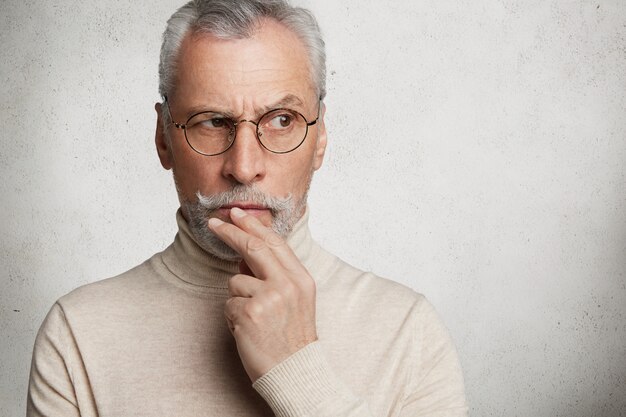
[217,202,270,219]
[221,202,268,210]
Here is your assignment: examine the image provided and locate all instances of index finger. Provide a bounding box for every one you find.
[227,207,308,275]
[207,212,305,278]
[207,217,282,280]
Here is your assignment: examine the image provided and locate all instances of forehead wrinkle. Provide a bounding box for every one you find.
[224,68,304,89]
[184,93,309,120]
[174,27,317,120]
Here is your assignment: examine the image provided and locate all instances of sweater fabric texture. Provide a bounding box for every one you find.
[27,210,468,416]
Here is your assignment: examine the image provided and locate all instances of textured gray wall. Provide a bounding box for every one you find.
[1,1,625,416]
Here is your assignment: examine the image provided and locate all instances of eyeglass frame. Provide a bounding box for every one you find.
[163,96,322,156]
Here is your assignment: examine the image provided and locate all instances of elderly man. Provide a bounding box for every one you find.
[27,1,467,416]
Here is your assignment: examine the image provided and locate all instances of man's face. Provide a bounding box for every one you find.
[155,19,326,255]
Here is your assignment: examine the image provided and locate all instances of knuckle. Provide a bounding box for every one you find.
[281,281,297,298]
[264,232,284,248]
[265,288,285,306]
[243,300,263,319]
[224,298,237,317]
[227,274,242,295]
[228,273,245,286]
[246,236,265,252]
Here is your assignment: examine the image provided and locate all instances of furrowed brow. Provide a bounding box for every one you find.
[259,94,306,113]
[184,105,235,119]
[182,94,307,120]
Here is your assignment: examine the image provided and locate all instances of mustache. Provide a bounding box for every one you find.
[195,185,293,215]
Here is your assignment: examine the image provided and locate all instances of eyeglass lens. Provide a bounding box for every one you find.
[184,109,309,155]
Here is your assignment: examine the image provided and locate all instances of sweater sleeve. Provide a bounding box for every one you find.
[253,297,468,417]
[27,303,97,417]
[252,342,373,417]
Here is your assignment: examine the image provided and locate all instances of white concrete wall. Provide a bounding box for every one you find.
[1,1,625,416]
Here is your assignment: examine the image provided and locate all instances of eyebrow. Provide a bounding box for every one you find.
[183,94,307,120]
[262,94,306,113]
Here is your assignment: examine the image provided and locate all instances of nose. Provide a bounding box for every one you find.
[220,121,266,185]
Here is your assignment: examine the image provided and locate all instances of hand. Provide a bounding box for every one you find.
[208,207,318,382]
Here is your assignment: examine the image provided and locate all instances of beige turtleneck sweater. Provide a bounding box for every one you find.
[27,210,468,416]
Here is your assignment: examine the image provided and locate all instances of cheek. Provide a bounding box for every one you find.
[274,155,315,195]
[172,154,224,198]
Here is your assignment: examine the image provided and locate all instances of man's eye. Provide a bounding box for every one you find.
[269,113,294,128]
[203,118,227,128]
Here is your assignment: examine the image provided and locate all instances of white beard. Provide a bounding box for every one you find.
[181,184,308,261]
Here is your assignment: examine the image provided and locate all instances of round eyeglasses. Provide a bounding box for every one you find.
[164,97,320,156]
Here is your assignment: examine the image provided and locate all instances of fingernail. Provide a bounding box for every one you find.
[208,217,224,229]
[230,207,246,218]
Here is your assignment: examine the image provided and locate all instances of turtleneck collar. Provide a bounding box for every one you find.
[159,207,321,292]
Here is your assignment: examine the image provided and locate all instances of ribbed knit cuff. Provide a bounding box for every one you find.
[252,341,351,417]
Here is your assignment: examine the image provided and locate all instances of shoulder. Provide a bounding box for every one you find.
[56,253,165,319]
[303,242,455,340]
[320,256,467,408]
[317,248,424,306]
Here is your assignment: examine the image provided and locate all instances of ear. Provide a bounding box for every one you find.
[155,102,173,170]
[312,102,327,171]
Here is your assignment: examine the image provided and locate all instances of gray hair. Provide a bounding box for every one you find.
[158,0,326,101]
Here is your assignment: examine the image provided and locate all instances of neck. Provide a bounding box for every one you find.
[159,207,320,291]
